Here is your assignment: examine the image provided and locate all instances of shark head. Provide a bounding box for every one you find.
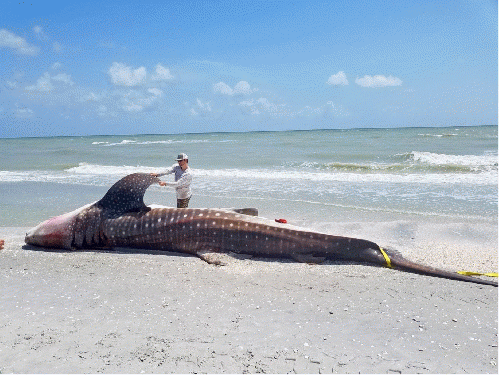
[25,173,161,250]
[25,203,93,249]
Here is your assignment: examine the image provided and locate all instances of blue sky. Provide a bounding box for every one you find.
[0,0,497,137]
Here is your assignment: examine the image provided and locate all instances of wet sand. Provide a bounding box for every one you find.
[0,222,497,374]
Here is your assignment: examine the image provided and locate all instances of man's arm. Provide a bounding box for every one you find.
[151,165,176,177]
[160,171,192,188]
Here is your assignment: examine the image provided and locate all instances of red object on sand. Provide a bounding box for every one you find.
[275,218,287,224]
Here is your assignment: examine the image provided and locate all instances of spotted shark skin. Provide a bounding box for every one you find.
[25,173,497,287]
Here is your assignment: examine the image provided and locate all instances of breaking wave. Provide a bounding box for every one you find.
[0,159,496,186]
[293,151,497,174]
[91,139,231,146]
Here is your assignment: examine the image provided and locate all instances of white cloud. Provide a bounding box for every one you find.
[214,82,233,95]
[0,28,39,55]
[190,98,211,116]
[196,98,212,112]
[296,105,322,116]
[33,25,49,41]
[51,73,74,85]
[236,97,288,117]
[281,101,350,119]
[25,73,54,92]
[151,64,173,81]
[108,62,147,86]
[233,81,255,95]
[214,81,257,95]
[118,88,164,113]
[327,71,349,86]
[148,88,163,96]
[124,103,144,112]
[256,97,289,117]
[108,62,173,86]
[325,101,349,116]
[16,106,34,118]
[355,75,402,88]
[51,62,62,69]
[84,92,102,101]
[25,72,74,92]
[256,97,277,111]
[239,99,254,107]
[238,99,261,115]
[83,79,167,117]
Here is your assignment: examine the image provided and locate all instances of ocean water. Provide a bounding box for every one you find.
[0,125,497,227]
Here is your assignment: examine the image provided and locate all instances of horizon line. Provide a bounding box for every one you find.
[1,124,496,140]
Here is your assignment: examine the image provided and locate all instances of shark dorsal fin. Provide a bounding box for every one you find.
[97,173,160,217]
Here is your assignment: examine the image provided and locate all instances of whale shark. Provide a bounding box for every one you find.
[25,173,497,287]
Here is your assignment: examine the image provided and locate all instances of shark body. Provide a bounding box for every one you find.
[25,173,497,287]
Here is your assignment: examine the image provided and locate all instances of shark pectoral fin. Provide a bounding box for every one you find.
[231,208,259,216]
[196,250,226,266]
[291,253,326,264]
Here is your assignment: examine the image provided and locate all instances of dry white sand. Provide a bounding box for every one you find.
[0,221,497,374]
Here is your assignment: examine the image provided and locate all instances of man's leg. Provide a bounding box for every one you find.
[177,197,191,208]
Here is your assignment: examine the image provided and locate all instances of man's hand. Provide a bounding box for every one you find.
[159,181,167,186]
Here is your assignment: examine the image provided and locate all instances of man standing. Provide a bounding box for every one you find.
[153,153,192,208]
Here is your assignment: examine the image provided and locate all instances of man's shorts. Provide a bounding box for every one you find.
[177,197,191,208]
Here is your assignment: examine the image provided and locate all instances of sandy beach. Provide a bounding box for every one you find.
[0,220,497,374]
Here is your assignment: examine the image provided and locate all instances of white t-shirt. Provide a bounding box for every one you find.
[158,164,193,199]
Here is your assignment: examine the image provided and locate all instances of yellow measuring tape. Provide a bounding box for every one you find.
[457,271,498,277]
[379,247,393,269]
[379,247,497,277]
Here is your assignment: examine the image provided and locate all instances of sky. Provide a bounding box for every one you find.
[0,0,497,138]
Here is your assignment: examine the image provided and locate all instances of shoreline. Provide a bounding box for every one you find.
[2,180,497,229]
[1,223,497,373]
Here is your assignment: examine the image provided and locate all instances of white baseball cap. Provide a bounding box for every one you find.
[175,153,188,161]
